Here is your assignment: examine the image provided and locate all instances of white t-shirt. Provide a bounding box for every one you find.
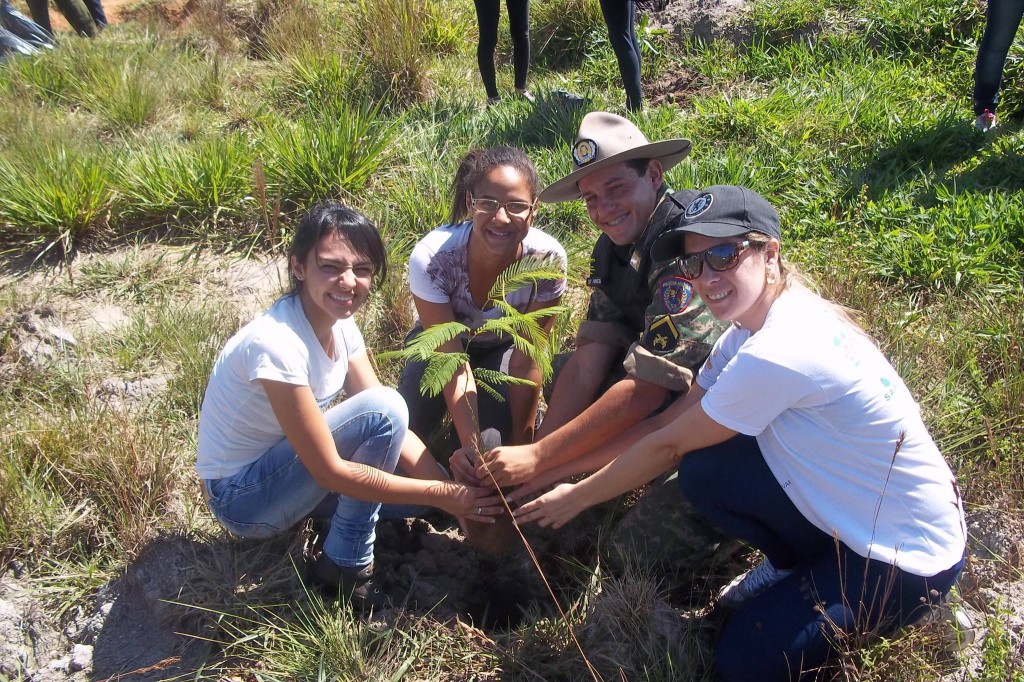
[196,294,366,479]
[408,221,567,344]
[696,286,966,576]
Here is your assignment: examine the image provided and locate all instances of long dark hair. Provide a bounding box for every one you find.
[286,201,388,295]
[448,145,540,224]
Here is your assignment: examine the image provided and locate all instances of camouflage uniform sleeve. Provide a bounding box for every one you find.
[622,259,727,391]
[576,287,637,350]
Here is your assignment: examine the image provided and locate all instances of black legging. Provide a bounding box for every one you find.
[600,0,642,111]
[474,0,530,99]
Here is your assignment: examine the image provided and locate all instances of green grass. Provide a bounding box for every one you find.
[1,0,1023,678]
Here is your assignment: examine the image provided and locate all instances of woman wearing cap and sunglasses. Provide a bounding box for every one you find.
[512,185,967,681]
[399,146,567,474]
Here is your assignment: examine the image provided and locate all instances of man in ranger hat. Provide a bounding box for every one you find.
[454,112,729,573]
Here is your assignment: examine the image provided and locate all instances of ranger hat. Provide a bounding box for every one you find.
[650,185,781,264]
[539,111,692,203]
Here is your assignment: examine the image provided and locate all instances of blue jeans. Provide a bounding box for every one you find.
[678,436,965,682]
[203,386,406,569]
[974,0,1024,115]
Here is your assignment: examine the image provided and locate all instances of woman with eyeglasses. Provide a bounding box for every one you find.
[512,186,967,681]
[196,201,501,614]
[399,146,567,475]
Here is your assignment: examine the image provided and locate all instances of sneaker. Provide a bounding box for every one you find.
[305,554,387,613]
[717,558,792,610]
[486,95,501,107]
[515,88,536,103]
[913,588,977,652]
[975,109,997,132]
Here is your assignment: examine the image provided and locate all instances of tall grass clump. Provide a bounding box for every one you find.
[421,0,474,54]
[24,36,168,129]
[1,377,188,563]
[275,50,368,116]
[531,0,605,68]
[258,101,401,204]
[117,135,256,225]
[351,0,435,104]
[81,57,164,130]
[0,146,115,258]
[0,49,76,105]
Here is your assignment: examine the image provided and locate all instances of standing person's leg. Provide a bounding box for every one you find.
[713,545,966,682]
[24,0,53,35]
[506,0,531,94]
[203,386,405,568]
[474,0,501,101]
[599,0,643,111]
[52,0,96,36]
[973,0,1024,116]
[81,0,106,27]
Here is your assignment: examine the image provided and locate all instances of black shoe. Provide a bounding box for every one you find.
[305,554,387,613]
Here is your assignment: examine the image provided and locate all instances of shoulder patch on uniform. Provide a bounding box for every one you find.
[642,315,680,355]
[659,276,693,314]
[684,193,713,220]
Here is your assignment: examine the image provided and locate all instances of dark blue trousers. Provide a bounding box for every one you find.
[599,0,642,111]
[974,0,1024,115]
[473,0,530,98]
[678,436,964,682]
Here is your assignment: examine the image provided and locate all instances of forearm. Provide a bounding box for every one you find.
[534,377,667,473]
[535,356,605,438]
[442,362,482,451]
[328,459,460,507]
[571,431,683,510]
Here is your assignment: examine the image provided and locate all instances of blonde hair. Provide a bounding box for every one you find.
[745,232,869,334]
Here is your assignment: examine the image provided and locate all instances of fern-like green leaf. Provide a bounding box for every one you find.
[375,320,470,364]
[486,253,566,303]
[419,352,469,398]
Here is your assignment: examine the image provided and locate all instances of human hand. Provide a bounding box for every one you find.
[433,480,504,524]
[476,443,541,488]
[511,483,583,529]
[449,445,480,484]
[505,468,566,505]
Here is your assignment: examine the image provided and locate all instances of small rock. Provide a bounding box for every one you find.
[45,655,70,673]
[70,643,92,672]
[45,326,77,349]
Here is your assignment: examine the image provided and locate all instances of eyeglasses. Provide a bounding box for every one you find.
[471,197,535,217]
[677,241,756,279]
[317,260,375,280]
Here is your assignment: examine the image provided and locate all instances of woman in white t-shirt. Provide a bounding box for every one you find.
[196,202,501,613]
[511,186,967,681]
[398,146,567,468]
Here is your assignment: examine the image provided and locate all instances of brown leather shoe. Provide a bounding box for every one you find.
[305,554,387,613]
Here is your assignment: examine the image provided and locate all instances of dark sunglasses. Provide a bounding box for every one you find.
[678,241,757,279]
